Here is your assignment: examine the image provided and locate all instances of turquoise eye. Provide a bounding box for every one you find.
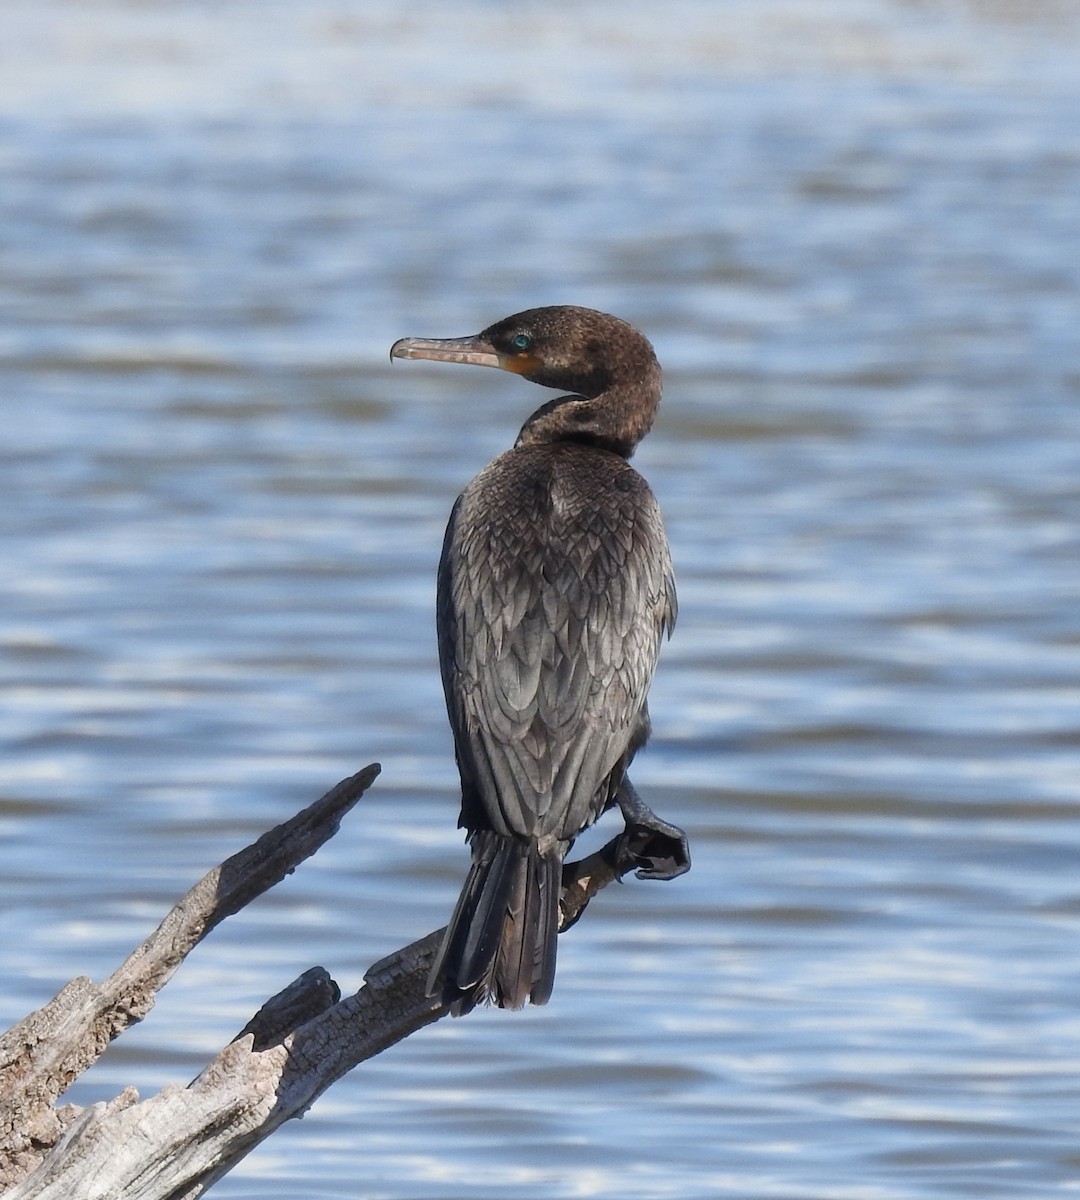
[512,333,531,351]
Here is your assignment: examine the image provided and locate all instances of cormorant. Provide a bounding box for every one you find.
[391,305,683,1014]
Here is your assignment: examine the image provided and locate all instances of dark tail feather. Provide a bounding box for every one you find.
[428,831,562,1015]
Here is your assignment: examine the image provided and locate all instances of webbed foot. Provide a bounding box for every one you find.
[614,779,691,880]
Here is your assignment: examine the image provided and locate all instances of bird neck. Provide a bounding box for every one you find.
[515,370,661,460]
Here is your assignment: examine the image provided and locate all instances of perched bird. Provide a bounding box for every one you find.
[391,305,678,1013]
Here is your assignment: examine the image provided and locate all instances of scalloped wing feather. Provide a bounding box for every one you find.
[438,443,674,844]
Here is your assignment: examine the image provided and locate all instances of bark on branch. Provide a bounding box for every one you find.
[0,765,682,1198]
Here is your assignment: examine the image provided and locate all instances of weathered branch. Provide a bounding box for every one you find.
[0,766,684,1198]
[0,764,381,1191]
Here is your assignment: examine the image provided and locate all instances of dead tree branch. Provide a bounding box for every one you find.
[0,765,685,1198]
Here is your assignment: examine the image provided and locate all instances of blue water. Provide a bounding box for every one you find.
[3,2,1080,1196]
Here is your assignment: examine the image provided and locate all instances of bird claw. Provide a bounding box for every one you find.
[616,819,691,880]
[612,777,691,880]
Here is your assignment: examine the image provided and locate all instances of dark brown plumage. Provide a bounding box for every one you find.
[391,305,676,1013]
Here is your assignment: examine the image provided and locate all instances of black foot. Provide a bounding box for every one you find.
[614,779,691,881]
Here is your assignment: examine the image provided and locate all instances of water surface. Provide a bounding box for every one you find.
[2,2,1080,1196]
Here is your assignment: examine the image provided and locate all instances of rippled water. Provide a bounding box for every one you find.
[3,2,1080,1196]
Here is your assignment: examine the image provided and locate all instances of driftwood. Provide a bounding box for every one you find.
[0,764,687,1198]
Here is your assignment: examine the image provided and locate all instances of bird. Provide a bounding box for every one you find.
[390,305,677,1014]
